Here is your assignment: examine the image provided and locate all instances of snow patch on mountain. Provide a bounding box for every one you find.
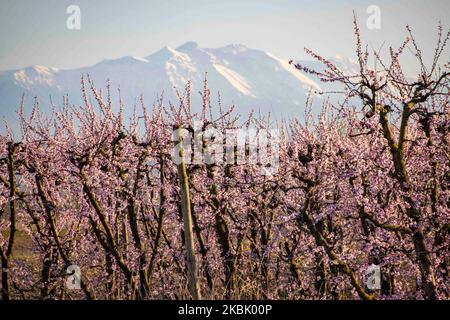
[13,65,59,89]
[213,64,255,97]
[266,52,321,92]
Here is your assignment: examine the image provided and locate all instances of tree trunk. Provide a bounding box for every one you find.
[176,126,202,300]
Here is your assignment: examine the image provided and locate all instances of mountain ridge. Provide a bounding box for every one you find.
[0,42,357,129]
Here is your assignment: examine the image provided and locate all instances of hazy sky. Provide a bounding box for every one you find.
[0,0,449,71]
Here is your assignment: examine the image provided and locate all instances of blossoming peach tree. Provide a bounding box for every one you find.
[0,20,448,300]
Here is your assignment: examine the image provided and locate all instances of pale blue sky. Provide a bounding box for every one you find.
[0,0,449,70]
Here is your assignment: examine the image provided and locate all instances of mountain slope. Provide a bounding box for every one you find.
[0,42,339,127]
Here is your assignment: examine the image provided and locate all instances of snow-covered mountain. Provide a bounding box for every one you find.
[0,42,355,127]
